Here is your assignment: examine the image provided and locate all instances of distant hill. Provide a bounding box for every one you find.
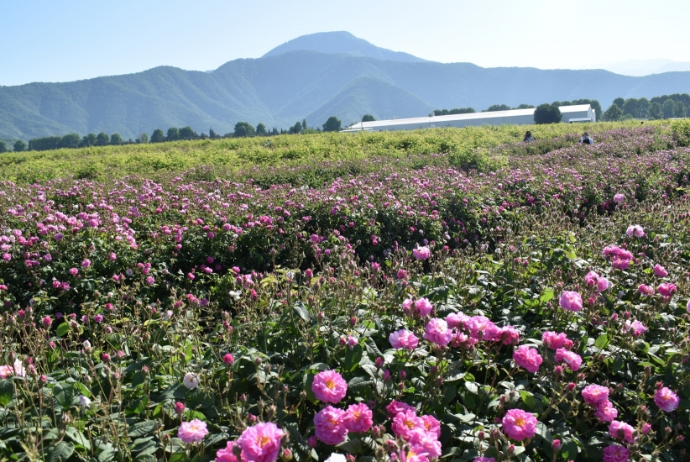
[262,31,426,63]
[1,32,690,141]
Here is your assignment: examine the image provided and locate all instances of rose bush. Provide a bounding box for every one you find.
[0,125,688,461]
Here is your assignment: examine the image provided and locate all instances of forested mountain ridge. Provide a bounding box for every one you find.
[2,32,690,140]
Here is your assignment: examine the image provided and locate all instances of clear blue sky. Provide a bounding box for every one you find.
[1,0,689,86]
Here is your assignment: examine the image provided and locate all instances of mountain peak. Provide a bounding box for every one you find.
[262,31,427,63]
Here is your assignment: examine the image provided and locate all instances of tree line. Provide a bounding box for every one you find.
[0,116,347,153]
[603,93,688,121]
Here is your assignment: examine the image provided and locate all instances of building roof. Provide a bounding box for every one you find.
[345,104,593,130]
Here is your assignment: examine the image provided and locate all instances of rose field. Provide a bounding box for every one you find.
[2,121,690,462]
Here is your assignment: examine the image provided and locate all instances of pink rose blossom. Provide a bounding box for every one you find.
[626,225,645,238]
[402,298,414,315]
[641,423,652,434]
[499,326,520,345]
[466,316,497,340]
[386,400,415,417]
[69,268,78,276]
[501,409,537,441]
[559,291,583,312]
[312,370,347,404]
[622,320,647,337]
[582,384,609,405]
[445,312,469,328]
[216,441,242,462]
[602,245,633,260]
[608,420,635,443]
[657,283,677,298]
[421,415,441,439]
[612,258,631,270]
[0,360,26,379]
[542,331,568,350]
[314,406,347,445]
[178,419,209,444]
[423,318,453,347]
[414,298,433,317]
[401,446,430,462]
[602,444,629,462]
[638,284,655,296]
[654,387,680,412]
[408,429,441,458]
[554,348,582,371]
[613,193,625,203]
[473,458,496,462]
[389,329,419,351]
[412,246,431,261]
[512,345,542,373]
[594,401,618,422]
[653,264,668,278]
[392,409,424,440]
[237,422,285,462]
[343,403,373,433]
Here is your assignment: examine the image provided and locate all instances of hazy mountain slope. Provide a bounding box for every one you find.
[2,47,690,140]
[262,31,426,63]
[306,76,435,126]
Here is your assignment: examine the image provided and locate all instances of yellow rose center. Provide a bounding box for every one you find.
[325,379,335,389]
[404,419,415,429]
[515,417,525,427]
[257,436,271,448]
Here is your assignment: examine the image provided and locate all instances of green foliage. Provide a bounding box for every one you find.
[613,97,625,107]
[0,140,6,153]
[95,132,110,146]
[166,127,179,141]
[362,114,376,122]
[534,104,562,124]
[671,119,690,146]
[662,99,675,119]
[234,122,255,138]
[256,123,268,135]
[648,102,663,120]
[110,133,123,145]
[432,108,476,116]
[180,127,196,140]
[673,101,686,118]
[289,121,303,134]
[61,133,81,148]
[484,104,511,112]
[322,116,342,132]
[29,136,62,151]
[604,103,623,121]
[13,140,26,152]
[150,129,166,143]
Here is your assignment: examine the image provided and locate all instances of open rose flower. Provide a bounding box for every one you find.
[654,387,679,412]
[178,419,208,444]
[502,409,537,441]
[237,422,285,462]
[559,291,583,312]
[314,406,347,445]
[389,329,419,351]
[513,345,542,373]
[312,370,347,404]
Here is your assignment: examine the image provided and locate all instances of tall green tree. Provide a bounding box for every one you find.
[613,97,625,108]
[674,102,687,118]
[110,133,123,145]
[150,129,166,143]
[638,97,650,118]
[234,122,255,138]
[647,102,663,120]
[662,99,675,119]
[179,127,196,140]
[302,119,307,130]
[256,123,268,135]
[322,116,342,132]
[604,103,623,121]
[60,133,80,148]
[95,132,110,146]
[0,140,6,153]
[533,104,562,124]
[362,114,376,122]
[166,127,179,141]
[485,104,511,112]
[138,133,149,143]
[13,140,26,152]
[622,99,639,118]
[289,121,303,134]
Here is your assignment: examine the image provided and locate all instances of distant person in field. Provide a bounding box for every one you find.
[523,131,536,142]
[580,132,593,145]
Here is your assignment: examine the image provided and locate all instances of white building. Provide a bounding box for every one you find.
[342,104,596,132]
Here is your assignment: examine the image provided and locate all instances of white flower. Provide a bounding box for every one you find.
[78,395,91,408]
[229,290,241,300]
[163,310,173,320]
[183,372,199,390]
[325,454,347,462]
